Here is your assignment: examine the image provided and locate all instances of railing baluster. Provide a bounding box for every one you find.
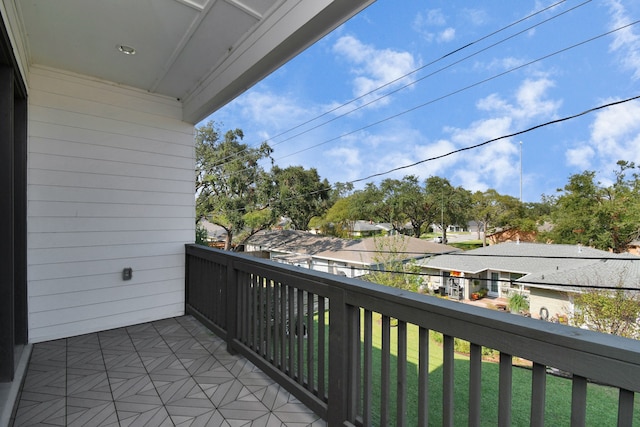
[257,275,263,354]
[363,309,373,426]
[318,296,326,400]
[251,274,257,350]
[239,271,247,344]
[347,305,360,423]
[443,334,454,427]
[469,343,482,427]
[397,320,407,427]
[288,285,295,376]
[418,327,429,427]
[617,388,634,427]
[381,315,391,426]
[531,362,547,427]
[307,292,314,392]
[499,353,512,427]
[265,278,272,360]
[571,375,587,427]
[225,257,236,353]
[297,288,304,383]
[272,282,280,366]
[280,283,287,371]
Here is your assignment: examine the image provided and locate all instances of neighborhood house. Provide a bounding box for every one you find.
[420,242,640,320]
[246,229,459,278]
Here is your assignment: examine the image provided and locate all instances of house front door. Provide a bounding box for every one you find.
[489,272,500,297]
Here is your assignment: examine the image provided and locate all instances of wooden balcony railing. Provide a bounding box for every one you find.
[185,244,640,426]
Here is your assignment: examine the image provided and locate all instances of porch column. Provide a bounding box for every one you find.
[0,65,15,381]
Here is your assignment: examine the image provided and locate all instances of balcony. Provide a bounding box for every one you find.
[12,244,640,426]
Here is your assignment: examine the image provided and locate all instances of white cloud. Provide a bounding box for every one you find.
[514,78,560,119]
[438,27,456,43]
[563,99,640,178]
[476,93,510,112]
[474,56,528,72]
[413,9,452,42]
[232,90,311,129]
[332,35,418,105]
[565,146,595,169]
[462,8,488,26]
[416,9,446,27]
[326,146,361,168]
[441,76,561,191]
[474,77,561,125]
[447,117,513,145]
[413,138,458,176]
[589,99,640,164]
[606,0,640,79]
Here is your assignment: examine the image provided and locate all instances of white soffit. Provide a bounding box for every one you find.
[16,0,374,123]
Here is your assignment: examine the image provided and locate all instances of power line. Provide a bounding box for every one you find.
[269,247,640,261]
[350,94,640,184]
[207,0,577,168]
[218,15,636,184]
[276,20,640,165]
[284,260,640,292]
[271,0,592,159]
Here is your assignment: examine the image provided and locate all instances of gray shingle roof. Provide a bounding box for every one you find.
[247,230,459,265]
[422,242,619,274]
[525,258,640,292]
[314,234,459,264]
[246,230,348,254]
[422,242,640,291]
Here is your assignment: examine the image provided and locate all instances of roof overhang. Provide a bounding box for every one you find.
[9,0,374,123]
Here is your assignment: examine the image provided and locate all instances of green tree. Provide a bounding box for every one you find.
[320,196,358,237]
[348,183,384,224]
[389,175,438,238]
[471,189,500,246]
[493,193,537,232]
[425,176,473,242]
[362,235,422,291]
[571,271,640,339]
[266,165,331,230]
[378,178,411,234]
[544,162,640,252]
[195,121,273,250]
[329,181,354,203]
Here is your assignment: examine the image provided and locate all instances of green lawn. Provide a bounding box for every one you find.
[352,312,640,426]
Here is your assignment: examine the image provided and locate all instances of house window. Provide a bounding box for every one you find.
[490,272,499,294]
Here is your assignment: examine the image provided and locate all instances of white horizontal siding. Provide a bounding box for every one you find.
[28,66,195,342]
[28,200,193,218]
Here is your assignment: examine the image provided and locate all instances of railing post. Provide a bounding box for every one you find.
[328,290,349,426]
[226,257,238,355]
[184,246,190,315]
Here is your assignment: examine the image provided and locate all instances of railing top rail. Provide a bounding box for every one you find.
[186,244,640,391]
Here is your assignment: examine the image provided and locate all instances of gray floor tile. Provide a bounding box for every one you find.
[67,399,118,427]
[13,396,66,426]
[14,316,323,426]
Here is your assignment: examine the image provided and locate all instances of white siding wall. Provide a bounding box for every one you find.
[530,288,570,321]
[28,66,195,342]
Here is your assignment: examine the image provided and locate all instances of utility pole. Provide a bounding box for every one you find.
[441,186,444,242]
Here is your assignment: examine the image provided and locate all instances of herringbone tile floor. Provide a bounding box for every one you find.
[12,316,325,426]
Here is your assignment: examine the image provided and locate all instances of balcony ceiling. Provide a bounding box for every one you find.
[16,0,373,122]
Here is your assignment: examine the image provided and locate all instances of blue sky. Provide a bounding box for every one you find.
[206,0,640,203]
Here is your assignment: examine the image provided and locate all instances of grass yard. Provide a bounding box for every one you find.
[353,312,640,426]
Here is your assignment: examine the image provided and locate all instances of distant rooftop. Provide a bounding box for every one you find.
[247,230,459,265]
[422,242,640,291]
